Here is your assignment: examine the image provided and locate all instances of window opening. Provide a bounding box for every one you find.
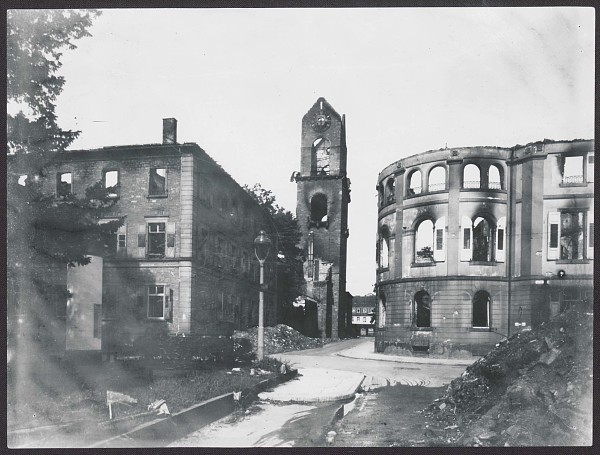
[149,168,166,195]
[587,154,594,183]
[415,219,434,263]
[413,290,431,328]
[561,156,584,184]
[560,212,584,260]
[488,165,502,189]
[377,293,386,328]
[310,194,328,228]
[57,172,72,197]
[472,290,491,327]
[385,178,395,203]
[473,217,494,261]
[408,170,422,195]
[18,175,27,186]
[148,222,166,258]
[307,232,315,279]
[428,166,446,192]
[104,170,119,197]
[148,285,166,318]
[463,164,480,189]
[379,228,390,268]
[313,138,331,175]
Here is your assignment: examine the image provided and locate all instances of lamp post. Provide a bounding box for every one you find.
[254,230,271,361]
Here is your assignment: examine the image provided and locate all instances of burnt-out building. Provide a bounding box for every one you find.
[36,119,277,354]
[293,98,352,339]
[375,139,594,357]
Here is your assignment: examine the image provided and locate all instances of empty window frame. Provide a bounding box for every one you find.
[413,290,431,328]
[472,217,494,262]
[561,156,584,184]
[587,154,594,183]
[104,170,119,197]
[377,292,386,328]
[560,211,585,260]
[379,227,390,268]
[472,290,491,328]
[385,178,395,203]
[149,168,167,195]
[147,285,167,318]
[428,166,446,192]
[407,170,422,195]
[463,164,481,189]
[313,137,331,175]
[415,219,434,263]
[147,222,166,258]
[310,194,328,227]
[488,164,502,189]
[57,172,72,197]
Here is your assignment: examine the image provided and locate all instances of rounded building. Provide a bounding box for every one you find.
[374,140,594,357]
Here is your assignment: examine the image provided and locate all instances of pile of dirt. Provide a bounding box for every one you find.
[422,307,593,446]
[234,324,329,355]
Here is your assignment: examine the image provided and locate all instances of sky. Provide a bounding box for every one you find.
[52,7,595,295]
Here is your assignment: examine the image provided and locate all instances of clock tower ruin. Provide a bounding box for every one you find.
[293,98,351,339]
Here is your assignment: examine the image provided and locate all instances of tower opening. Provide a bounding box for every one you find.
[310,194,328,228]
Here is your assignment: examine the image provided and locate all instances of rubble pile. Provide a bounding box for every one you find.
[422,308,593,446]
[234,324,329,355]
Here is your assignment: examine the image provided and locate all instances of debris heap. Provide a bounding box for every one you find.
[234,324,329,355]
[423,308,593,446]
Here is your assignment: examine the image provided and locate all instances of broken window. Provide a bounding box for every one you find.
[149,168,167,195]
[560,155,584,184]
[473,216,494,262]
[413,290,431,328]
[104,170,119,197]
[377,184,384,208]
[310,194,328,228]
[379,227,390,268]
[463,164,480,189]
[147,285,166,318]
[407,170,421,195]
[560,211,584,260]
[385,178,395,203]
[415,219,434,263]
[57,172,72,197]
[488,164,502,189]
[472,290,491,328]
[147,222,166,258]
[428,166,446,192]
[312,137,331,175]
[306,232,315,279]
[377,293,386,328]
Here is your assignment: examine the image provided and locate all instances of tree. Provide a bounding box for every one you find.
[243,184,304,326]
[6,10,120,355]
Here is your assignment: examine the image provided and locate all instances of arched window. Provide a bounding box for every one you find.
[472,290,491,327]
[413,290,431,328]
[488,164,502,189]
[428,166,446,192]
[379,226,390,268]
[463,164,481,189]
[385,178,395,204]
[312,137,331,175]
[378,184,384,208]
[415,219,434,263]
[407,170,422,195]
[473,216,494,262]
[377,292,386,328]
[310,194,328,228]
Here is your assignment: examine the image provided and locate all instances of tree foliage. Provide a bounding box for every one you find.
[244,184,304,319]
[7,9,119,324]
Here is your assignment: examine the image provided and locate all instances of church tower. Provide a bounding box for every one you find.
[293,98,351,339]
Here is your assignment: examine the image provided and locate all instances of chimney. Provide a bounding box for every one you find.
[162,118,177,144]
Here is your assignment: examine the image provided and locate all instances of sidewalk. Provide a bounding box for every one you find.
[258,368,365,403]
[336,340,478,366]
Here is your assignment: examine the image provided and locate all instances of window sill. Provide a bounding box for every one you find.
[555,259,591,264]
[469,261,498,266]
[147,194,169,199]
[559,182,588,188]
[411,261,436,267]
[377,267,389,272]
[410,326,434,331]
[469,327,494,332]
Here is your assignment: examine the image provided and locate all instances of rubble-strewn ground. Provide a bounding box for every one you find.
[333,308,592,447]
[234,324,331,355]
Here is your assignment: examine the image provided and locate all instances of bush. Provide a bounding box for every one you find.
[253,356,288,373]
[233,337,256,365]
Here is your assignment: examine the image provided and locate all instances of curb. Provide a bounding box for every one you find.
[335,351,477,367]
[89,369,298,448]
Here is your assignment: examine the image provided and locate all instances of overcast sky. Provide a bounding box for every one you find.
[54,7,594,295]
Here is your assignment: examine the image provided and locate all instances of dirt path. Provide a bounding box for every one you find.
[332,384,449,447]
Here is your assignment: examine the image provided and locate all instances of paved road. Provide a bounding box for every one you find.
[170,338,468,447]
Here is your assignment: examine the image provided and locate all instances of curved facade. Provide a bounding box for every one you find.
[375,140,594,357]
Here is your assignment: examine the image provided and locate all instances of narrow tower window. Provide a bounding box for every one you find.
[310,194,328,228]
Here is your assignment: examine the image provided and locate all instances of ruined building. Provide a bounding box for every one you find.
[30,119,277,354]
[292,98,352,339]
[375,139,594,356]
